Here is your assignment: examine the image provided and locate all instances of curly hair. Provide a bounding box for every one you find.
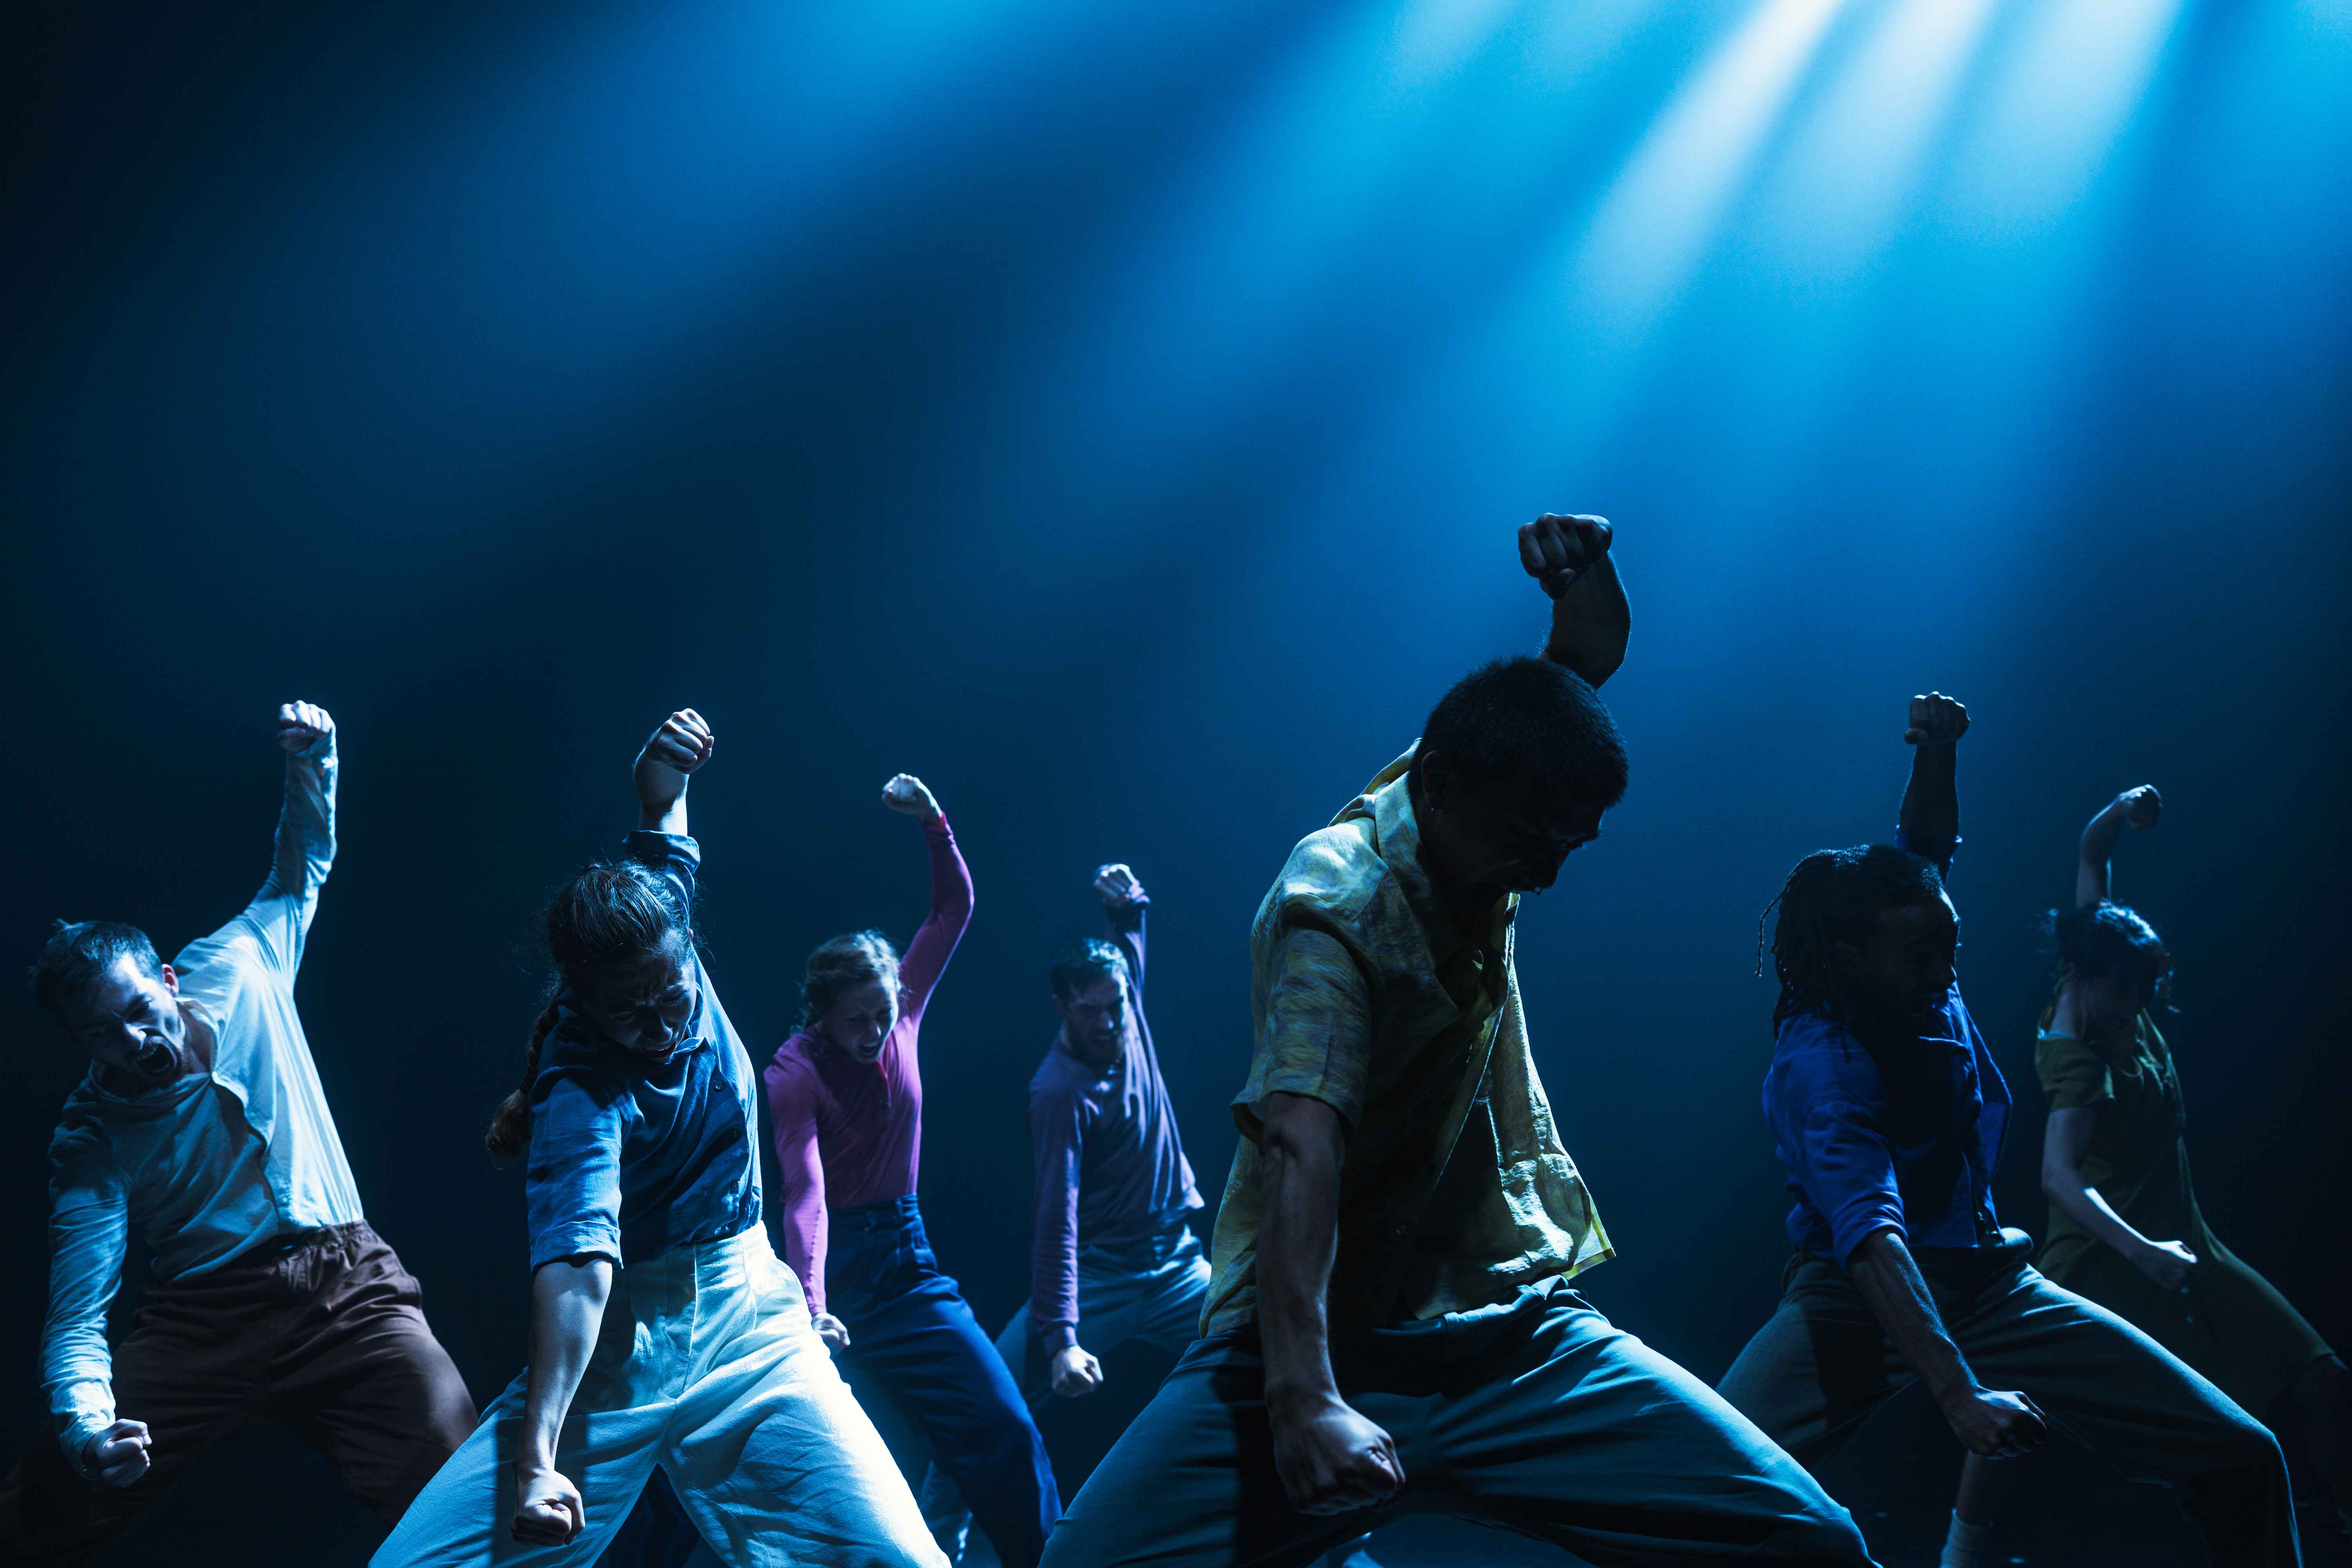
[485,860,694,1165]
[2047,901,2170,1006]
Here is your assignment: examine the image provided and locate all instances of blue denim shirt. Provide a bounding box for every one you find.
[1762,828,2011,1268]
[524,831,764,1271]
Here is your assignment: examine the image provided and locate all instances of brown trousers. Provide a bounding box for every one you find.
[0,1221,477,1566]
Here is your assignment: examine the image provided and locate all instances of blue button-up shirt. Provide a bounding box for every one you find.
[1765,986,2010,1267]
[1762,829,2010,1269]
[524,831,764,1271]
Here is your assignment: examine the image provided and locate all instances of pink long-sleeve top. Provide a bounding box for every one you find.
[764,813,972,1316]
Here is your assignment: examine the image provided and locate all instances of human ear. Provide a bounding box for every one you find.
[159,964,180,996]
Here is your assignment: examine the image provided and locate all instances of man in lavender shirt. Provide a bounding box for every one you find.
[919,863,1208,1564]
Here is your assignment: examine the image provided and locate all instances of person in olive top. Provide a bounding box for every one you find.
[1721,704,2299,1568]
[1943,786,2348,1563]
[1036,516,1877,1568]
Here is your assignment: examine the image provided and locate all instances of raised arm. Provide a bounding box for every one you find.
[511,1257,613,1545]
[237,702,339,973]
[883,774,973,1018]
[42,1154,145,1487]
[1521,514,1631,689]
[633,709,713,836]
[1896,692,1969,872]
[1259,1091,1405,1514]
[2075,786,2162,909]
[1094,863,1149,999]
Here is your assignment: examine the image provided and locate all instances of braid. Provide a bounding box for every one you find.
[485,998,562,1165]
[486,857,694,1167]
[1767,844,1946,1029]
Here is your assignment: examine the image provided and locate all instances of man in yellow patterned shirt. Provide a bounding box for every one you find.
[1040,517,1877,1568]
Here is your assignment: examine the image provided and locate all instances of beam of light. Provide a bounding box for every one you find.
[1938,0,2189,242]
[1749,0,2001,285]
[1569,0,1852,346]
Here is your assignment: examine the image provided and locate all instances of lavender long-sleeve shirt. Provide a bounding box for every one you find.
[764,814,972,1316]
[1027,899,1201,1354]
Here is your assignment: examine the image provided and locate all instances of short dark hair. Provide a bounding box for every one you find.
[29,920,163,1024]
[1049,938,1128,1001]
[1413,656,1629,816]
[2048,902,2170,1004]
[1767,844,1947,1027]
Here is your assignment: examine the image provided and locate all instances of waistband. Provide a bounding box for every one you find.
[828,1194,923,1230]
[247,1220,372,1261]
[616,1222,775,1283]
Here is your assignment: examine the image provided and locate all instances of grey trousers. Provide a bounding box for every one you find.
[1717,1237,2300,1567]
[1038,1278,1878,1568]
[920,1222,1211,1561]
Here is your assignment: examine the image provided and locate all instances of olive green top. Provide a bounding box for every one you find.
[2036,1005,2329,1414]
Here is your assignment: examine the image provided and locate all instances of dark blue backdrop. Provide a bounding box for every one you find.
[4,1,2346,1563]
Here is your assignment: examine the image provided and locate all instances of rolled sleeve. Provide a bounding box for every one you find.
[1796,1100,1909,1267]
[1233,925,1372,1139]
[525,1068,626,1270]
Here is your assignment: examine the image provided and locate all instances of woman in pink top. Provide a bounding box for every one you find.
[764,775,1058,1568]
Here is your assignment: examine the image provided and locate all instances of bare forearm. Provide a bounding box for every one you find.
[2043,1165,2155,1260]
[1257,1096,1345,1413]
[637,788,687,835]
[1898,744,1959,859]
[2076,804,2126,908]
[1849,1231,1977,1406]
[521,1259,612,1468]
[1540,552,1631,688]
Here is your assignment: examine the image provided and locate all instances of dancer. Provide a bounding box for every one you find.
[1719,696,2301,1568]
[0,702,476,1565]
[1941,786,2348,1564]
[372,709,942,1568]
[1036,516,1879,1568]
[918,861,1210,1563]
[765,779,1059,1568]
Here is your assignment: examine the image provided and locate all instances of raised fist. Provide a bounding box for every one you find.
[881,774,942,824]
[642,710,714,774]
[1904,692,1969,747]
[1093,863,1149,910]
[2117,785,2162,831]
[276,701,334,756]
[1517,514,1613,601]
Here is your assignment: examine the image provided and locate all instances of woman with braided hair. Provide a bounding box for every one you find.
[374,710,942,1568]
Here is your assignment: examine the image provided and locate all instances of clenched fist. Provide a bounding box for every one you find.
[2115,785,2162,831]
[881,774,943,826]
[1517,514,1613,600]
[1093,863,1148,911]
[276,701,334,756]
[1904,692,1969,747]
[1051,1345,1104,1399]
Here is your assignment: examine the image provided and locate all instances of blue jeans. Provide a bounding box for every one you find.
[919,1218,1210,1562]
[828,1198,1059,1568]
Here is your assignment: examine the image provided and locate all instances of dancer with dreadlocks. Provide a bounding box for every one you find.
[1718,694,2301,1568]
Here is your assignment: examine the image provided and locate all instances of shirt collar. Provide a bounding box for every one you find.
[1367,771,1516,959]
